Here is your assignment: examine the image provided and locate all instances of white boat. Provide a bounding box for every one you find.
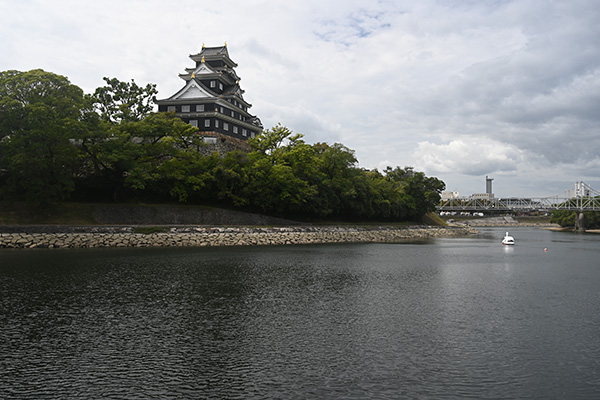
[502,232,515,245]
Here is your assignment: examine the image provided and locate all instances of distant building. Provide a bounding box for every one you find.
[470,193,494,200]
[441,191,460,200]
[156,43,263,140]
[486,176,494,197]
[470,176,495,200]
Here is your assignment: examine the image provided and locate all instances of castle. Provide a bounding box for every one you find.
[157,44,263,141]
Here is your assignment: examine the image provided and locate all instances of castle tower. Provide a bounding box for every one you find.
[156,44,263,140]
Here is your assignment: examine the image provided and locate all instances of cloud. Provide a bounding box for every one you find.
[414,139,523,176]
[1,0,599,197]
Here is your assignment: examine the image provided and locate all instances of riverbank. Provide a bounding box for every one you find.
[448,216,559,227]
[544,226,600,234]
[0,225,477,249]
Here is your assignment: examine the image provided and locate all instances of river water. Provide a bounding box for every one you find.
[1,227,599,399]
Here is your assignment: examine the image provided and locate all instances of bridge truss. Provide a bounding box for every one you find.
[437,182,600,212]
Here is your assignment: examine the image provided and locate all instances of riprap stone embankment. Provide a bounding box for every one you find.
[0,225,477,249]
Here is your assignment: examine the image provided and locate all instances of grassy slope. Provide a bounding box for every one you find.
[0,202,440,226]
[0,203,99,225]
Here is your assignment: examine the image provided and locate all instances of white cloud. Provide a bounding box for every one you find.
[1,0,599,197]
[414,139,523,176]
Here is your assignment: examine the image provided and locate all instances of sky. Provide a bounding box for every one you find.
[1,0,599,198]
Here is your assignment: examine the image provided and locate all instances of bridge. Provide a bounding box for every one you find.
[437,182,600,231]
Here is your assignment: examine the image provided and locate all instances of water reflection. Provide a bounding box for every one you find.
[1,229,600,399]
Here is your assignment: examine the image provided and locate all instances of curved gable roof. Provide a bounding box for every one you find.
[165,79,216,101]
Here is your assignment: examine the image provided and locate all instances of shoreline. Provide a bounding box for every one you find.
[447,215,559,228]
[544,226,600,234]
[0,225,478,249]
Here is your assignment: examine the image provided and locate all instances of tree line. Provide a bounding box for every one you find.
[551,210,600,229]
[0,69,445,221]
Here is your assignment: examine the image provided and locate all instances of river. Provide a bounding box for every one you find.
[1,227,599,399]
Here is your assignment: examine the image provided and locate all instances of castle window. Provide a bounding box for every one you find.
[190,120,198,127]
[219,82,223,91]
[167,106,176,112]
[223,123,229,131]
[204,119,210,127]
[233,126,238,134]
[210,81,216,88]
[196,104,205,112]
[182,105,190,112]
[242,129,247,137]
[215,120,219,128]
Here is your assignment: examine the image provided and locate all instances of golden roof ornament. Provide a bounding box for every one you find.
[201,56,205,63]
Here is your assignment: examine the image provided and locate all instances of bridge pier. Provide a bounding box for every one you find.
[575,211,586,232]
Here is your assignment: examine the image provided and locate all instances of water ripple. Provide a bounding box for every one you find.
[2,233,600,398]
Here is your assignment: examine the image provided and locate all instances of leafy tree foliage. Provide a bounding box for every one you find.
[550,210,576,227]
[551,209,600,229]
[77,112,199,201]
[1,70,446,221]
[91,77,157,124]
[0,69,85,206]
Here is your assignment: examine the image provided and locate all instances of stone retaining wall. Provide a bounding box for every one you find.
[0,226,477,249]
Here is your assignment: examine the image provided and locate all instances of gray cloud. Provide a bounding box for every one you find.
[1,0,599,197]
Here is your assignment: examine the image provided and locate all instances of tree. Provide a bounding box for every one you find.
[551,209,600,229]
[91,77,157,124]
[311,143,359,218]
[385,166,446,220]
[248,123,303,157]
[77,111,200,201]
[243,125,319,216]
[551,210,575,227]
[0,69,85,206]
[77,77,183,201]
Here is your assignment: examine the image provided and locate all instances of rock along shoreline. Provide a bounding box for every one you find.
[0,225,478,249]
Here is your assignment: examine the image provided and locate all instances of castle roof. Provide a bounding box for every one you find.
[189,44,238,68]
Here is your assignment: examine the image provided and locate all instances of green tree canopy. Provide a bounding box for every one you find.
[0,69,85,206]
[91,77,157,124]
[77,111,200,201]
[0,68,446,222]
[385,166,446,220]
[551,209,600,229]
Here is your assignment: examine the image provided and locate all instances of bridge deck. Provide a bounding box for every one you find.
[437,197,600,212]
